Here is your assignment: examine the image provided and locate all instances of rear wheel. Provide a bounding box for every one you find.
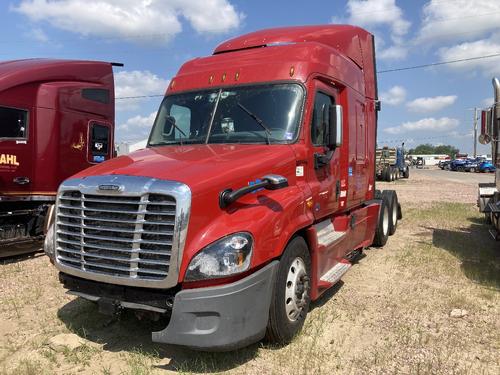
[266,237,311,344]
[373,195,390,247]
[383,167,391,182]
[383,190,399,235]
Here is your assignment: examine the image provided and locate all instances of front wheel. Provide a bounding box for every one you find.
[403,166,410,178]
[266,237,311,344]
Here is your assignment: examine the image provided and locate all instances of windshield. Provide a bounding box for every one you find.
[148,83,303,146]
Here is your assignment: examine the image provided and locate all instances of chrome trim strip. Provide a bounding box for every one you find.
[0,195,56,202]
[54,175,191,289]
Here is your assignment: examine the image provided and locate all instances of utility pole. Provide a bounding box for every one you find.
[473,107,478,158]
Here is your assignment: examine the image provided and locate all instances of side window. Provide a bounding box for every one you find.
[0,106,28,139]
[82,89,110,104]
[170,104,191,138]
[311,92,333,146]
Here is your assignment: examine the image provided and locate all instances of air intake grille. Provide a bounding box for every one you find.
[55,191,176,280]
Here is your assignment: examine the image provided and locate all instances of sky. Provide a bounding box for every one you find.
[2,0,500,154]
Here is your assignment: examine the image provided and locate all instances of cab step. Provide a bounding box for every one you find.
[320,260,352,284]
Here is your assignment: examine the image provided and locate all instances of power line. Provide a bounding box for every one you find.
[378,52,500,73]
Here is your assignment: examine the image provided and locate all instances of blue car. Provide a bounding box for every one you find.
[478,160,496,173]
[450,159,467,171]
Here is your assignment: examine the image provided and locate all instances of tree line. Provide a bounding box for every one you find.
[407,144,459,157]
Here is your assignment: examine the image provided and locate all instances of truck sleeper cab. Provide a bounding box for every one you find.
[45,25,400,350]
[0,59,116,254]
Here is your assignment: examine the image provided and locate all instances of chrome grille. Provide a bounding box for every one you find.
[56,190,176,280]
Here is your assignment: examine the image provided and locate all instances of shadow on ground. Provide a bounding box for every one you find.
[58,298,259,373]
[431,216,500,289]
[0,246,44,264]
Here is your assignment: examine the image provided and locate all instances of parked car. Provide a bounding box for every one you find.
[464,160,480,172]
[439,160,451,170]
[478,160,496,173]
[450,159,467,171]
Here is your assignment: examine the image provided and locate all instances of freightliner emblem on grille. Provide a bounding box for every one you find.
[98,184,123,192]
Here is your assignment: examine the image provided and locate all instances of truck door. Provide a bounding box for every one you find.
[308,81,341,219]
[0,105,34,195]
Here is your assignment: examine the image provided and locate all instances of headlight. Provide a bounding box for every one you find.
[185,232,253,281]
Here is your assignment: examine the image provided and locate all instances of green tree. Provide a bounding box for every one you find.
[408,144,459,158]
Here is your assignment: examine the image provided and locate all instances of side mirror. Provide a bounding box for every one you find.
[328,104,343,149]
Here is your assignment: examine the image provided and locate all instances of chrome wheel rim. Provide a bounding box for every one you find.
[285,257,309,322]
[382,205,389,236]
[392,201,397,227]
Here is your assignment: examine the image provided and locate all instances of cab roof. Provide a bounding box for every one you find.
[0,59,114,92]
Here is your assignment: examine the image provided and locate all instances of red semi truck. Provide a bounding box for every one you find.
[45,25,400,350]
[0,59,116,255]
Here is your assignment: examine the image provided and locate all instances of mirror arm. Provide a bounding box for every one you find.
[219,174,288,208]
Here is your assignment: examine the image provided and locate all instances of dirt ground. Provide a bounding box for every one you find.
[1,168,499,374]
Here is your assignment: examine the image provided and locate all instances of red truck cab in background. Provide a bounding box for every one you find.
[0,59,116,254]
[45,26,400,350]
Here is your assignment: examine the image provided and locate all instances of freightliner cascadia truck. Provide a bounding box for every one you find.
[44,25,401,350]
[478,78,500,237]
[0,59,116,256]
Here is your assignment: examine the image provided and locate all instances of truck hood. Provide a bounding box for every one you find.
[74,144,298,196]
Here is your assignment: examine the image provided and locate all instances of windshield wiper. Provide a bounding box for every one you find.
[237,102,272,145]
[164,116,188,146]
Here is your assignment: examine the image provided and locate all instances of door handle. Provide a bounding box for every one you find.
[13,177,30,185]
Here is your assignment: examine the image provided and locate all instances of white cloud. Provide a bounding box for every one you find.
[438,39,500,76]
[482,97,494,107]
[117,112,157,142]
[115,70,169,111]
[380,86,406,106]
[377,45,408,61]
[15,0,243,42]
[347,0,410,38]
[345,0,410,61]
[406,95,457,113]
[416,0,500,45]
[384,117,460,135]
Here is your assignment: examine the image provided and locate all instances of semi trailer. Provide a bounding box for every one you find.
[44,25,401,350]
[0,59,116,256]
[478,78,500,237]
[375,145,409,181]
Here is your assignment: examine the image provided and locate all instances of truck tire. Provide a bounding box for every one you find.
[389,168,395,181]
[382,190,398,235]
[373,195,390,247]
[383,167,390,182]
[266,236,311,344]
[403,166,409,178]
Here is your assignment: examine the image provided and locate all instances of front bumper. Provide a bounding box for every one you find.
[60,260,279,351]
[153,261,279,351]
